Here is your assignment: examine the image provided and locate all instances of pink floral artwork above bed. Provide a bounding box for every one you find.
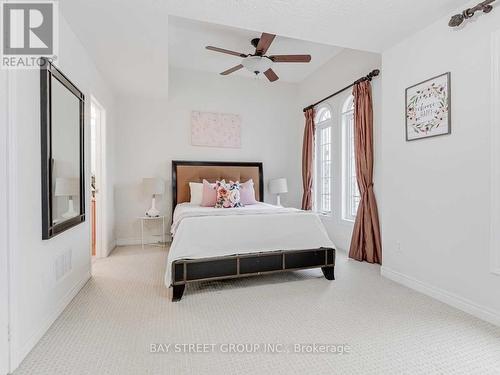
[191,111,241,148]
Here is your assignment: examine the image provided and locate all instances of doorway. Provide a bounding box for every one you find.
[90,97,106,260]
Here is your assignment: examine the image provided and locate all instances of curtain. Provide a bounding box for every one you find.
[349,81,382,264]
[301,108,315,210]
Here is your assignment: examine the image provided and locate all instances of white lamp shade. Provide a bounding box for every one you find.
[241,56,273,74]
[269,178,288,194]
[54,177,79,196]
[143,177,165,196]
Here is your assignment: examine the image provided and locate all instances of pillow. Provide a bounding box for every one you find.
[189,182,203,205]
[240,179,258,205]
[221,172,241,183]
[200,179,217,207]
[215,180,243,208]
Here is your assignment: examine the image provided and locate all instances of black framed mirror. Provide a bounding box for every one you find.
[40,58,85,239]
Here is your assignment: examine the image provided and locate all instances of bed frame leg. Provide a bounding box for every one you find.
[321,266,335,280]
[172,284,185,302]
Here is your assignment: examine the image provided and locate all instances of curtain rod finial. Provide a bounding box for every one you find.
[449,0,496,27]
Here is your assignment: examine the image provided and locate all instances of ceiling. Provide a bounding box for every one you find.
[60,0,171,97]
[60,0,470,96]
[168,16,343,83]
[166,0,470,52]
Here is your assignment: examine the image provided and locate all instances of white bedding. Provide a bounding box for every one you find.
[170,202,300,236]
[165,203,335,287]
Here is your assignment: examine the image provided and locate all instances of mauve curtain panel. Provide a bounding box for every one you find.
[301,108,315,210]
[349,81,382,264]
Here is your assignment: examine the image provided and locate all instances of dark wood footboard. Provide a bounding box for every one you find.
[171,247,336,301]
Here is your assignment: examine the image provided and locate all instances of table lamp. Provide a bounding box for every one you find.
[143,177,165,217]
[269,178,288,206]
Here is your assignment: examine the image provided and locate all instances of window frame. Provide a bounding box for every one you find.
[341,95,359,223]
[313,104,333,215]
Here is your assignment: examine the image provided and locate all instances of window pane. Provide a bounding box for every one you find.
[314,119,333,214]
[316,105,332,125]
[318,109,331,123]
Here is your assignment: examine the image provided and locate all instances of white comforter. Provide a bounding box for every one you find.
[170,202,301,236]
[165,203,335,287]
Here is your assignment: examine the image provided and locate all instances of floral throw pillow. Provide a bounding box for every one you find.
[215,180,243,208]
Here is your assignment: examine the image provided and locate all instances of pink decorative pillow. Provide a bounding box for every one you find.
[240,179,258,205]
[215,180,243,208]
[201,179,217,207]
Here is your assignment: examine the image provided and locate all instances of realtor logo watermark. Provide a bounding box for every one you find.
[1,0,58,69]
[150,343,352,355]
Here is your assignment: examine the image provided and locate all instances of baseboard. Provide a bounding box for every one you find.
[105,239,117,257]
[381,266,500,327]
[11,269,91,371]
[115,237,141,246]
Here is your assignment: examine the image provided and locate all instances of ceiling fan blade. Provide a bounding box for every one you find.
[263,68,279,82]
[206,46,247,58]
[220,64,244,75]
[269,54,311,63]
[256,33,276,55]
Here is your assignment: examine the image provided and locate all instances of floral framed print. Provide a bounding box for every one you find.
[405,72,451,141]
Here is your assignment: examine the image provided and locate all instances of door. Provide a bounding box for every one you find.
[90,97,106,258]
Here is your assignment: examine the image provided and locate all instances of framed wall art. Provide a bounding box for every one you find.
[191,111,241,148]
[405,72,451,141]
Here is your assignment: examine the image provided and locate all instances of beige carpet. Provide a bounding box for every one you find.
[13,245,500,375]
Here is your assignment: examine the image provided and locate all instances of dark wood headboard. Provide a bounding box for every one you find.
[171,161,264,213]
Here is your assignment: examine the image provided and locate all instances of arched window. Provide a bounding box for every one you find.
[314,104,333,214]
[342,96,359,221]
[316,106,332,123]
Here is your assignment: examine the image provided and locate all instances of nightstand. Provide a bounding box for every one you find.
[138,216,166,250]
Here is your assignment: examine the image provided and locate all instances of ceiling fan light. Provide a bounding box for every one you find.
[241,56,273,74]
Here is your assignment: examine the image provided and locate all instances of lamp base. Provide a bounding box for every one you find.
[146,208,160,218]
[62,197,78,219]
[276,194,282,207]
[146,196,160,217]
[61,211,78,219]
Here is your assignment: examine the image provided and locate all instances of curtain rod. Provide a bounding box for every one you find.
[449,0,496,27]
[303,69,380,113]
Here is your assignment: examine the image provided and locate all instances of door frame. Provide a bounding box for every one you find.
[90,96,107,258]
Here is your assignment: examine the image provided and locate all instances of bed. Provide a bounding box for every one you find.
[166,161,336,301]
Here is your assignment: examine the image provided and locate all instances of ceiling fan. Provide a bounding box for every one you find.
[206,32,311,82]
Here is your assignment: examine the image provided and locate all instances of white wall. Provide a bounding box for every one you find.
[0,69,10,375]
[380,2,500,325]
[114,68,303,244]
[6,14,116,371]
[298,49,382,251]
